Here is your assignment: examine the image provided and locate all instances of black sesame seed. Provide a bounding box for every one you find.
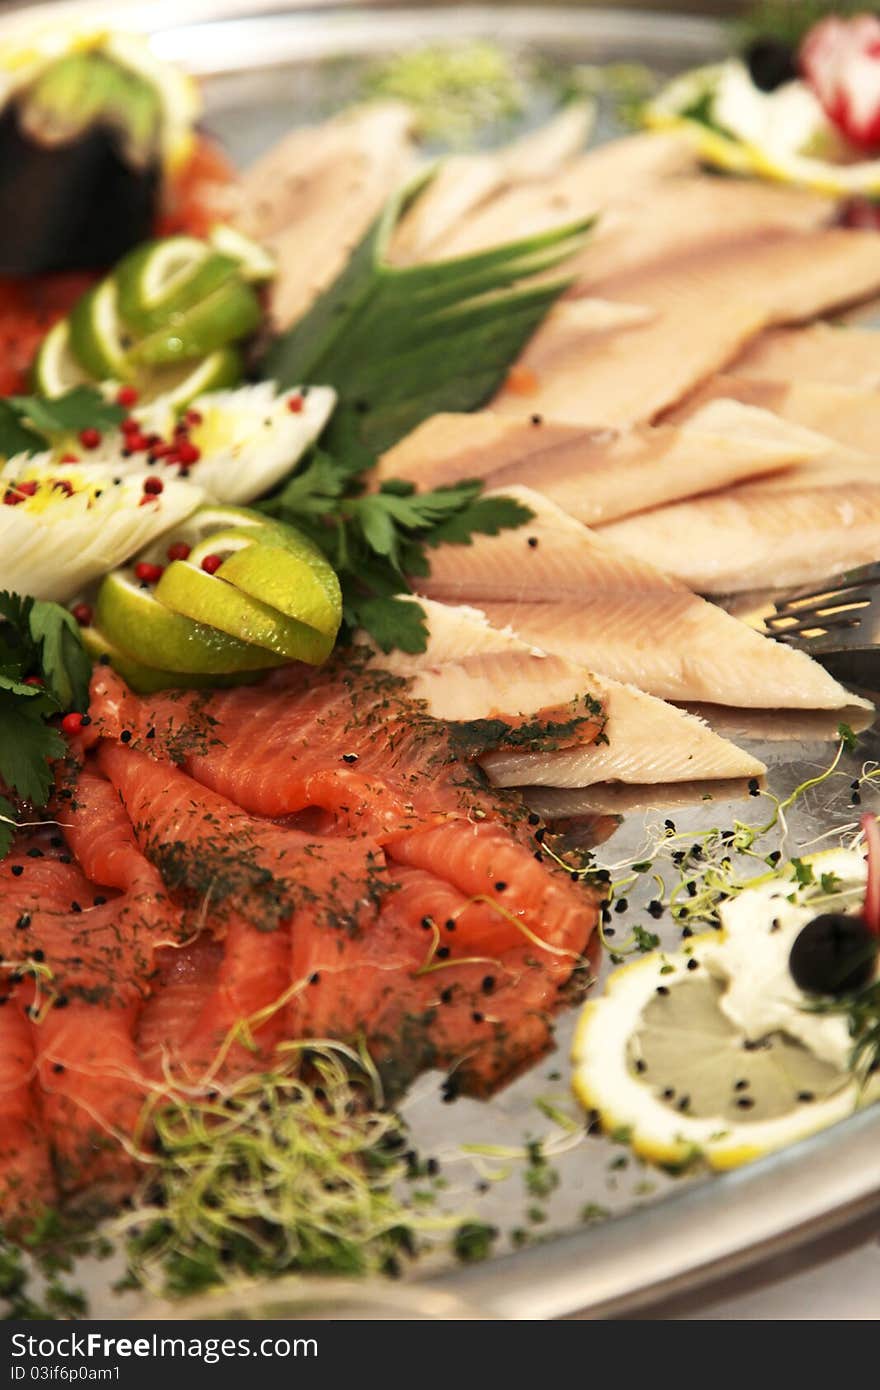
[748,778,760,796]
[481,976,496,994]
[31,949,44,962]
[436,946,450,959]
[664,819,676,832]
[647,900,663,919]
[80,715,91,727]
[445,918,456,932]
[11,865,23,877]
[681,926,693,939]
[146,727,156,740]
[614,897,628,914]
[604,926,616,938]
[528,812,541,826]
[342,753,358,764]
[26,847,43,858]
[120,729,132,743]
[530,414,543,425]
[494,881,507,893]
[677,1095,690,1112]
[734,1079,749,1092]
[93,896,106,906]
[70,901,81,913]
[308,972,320,985]
[420,916,434,930]
[527,537,539,549]
[797,1090,815,1103]
[440,987,454,1005]
[686,958,699,972]
[736,1096,755,1110]
[661,1087,675,1100]
[15,912,30,931]
[635,1058,647,1074]
[471,1011,484,1024]
[52,1063,65,1074]
[656,985,670,996]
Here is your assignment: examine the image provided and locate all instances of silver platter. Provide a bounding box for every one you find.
[5,1,880,1320]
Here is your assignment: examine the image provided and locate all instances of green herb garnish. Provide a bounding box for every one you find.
[260,174,590,455]
[0,591,91,852]
[363,42,527,143]
[0,387,125,460]
[261,464,533,653]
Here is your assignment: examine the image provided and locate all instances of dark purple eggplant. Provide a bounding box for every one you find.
[0,51,163,276]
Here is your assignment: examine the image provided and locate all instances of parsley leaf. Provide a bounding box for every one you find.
[261,463,533,653]
[0,691,66,805]
[0,387,124,459]
[0,591,91,856]
[0,795,16,860]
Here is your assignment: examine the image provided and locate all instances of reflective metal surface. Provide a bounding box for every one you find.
[6,0,880,1319]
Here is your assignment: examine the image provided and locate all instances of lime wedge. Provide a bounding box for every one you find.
[31,320,91,397]
[156,560,335,665]
[188,526,342,638]
[69,277,129,381]
[136,345,243,407]
[209,224,276,283]
[97,568,286,674]
[81,624,259,694]
[119,245,242,335]
[130,277,262,366]
[116,236,208,330]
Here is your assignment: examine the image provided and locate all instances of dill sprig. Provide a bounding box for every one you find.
[809,981,880,1083]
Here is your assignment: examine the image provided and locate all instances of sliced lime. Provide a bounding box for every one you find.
[156,560,335,665]
[31,320,91,397]
[81,624,259,694]
[136,345,243,406]
[209,224,276,283]
[130,277,263,366]
[97,569,286,674]
[120,247,242,335]
[188,526,342,638]
[116,236,208,331]
[68,277,129,381]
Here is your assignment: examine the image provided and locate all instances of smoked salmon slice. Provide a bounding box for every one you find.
[0,994,55,1225]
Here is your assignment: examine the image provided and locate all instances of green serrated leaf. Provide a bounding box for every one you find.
[8,386,125,438]
[0,691,66,805]
[0,401,46,460]
[428,494,534,546]
[260,173,591,452]
[348,596,429,654]
[28,601,92,712]
[0,794,16,860]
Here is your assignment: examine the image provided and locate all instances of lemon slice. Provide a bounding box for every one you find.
[647,60,880,196]
[187,525,342,639]
[81,623,259,695]
[156,559,335,665]
[68,277,129,380]
[572,936,865,1171]
[31,319,91,397]
[209,224,275,284]
[96,569,285,675]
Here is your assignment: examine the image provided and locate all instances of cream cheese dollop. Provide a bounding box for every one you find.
[702,849,871,1071]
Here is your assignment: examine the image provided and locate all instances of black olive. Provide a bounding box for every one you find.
[744,37,798,94]
[789,913,878,996]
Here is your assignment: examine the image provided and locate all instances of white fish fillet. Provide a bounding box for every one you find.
[566,174,831,293]
[480,679,765,787]
[598,479,880,594]
[734,323,880,390]
[523,779,758,820]
[237,103,416,329]
[390,101,595,264]
[378,398,818,525]
[420,486,868,710]
[677,373,880,460]
[375,597,765,785]
[492,229,880,427]
[430,130,703,260]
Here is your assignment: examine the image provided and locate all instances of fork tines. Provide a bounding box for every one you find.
[765,561,880,646]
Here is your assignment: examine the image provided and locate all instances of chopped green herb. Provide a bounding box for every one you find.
[838,721,858,754]
[452,1220,498,1264]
